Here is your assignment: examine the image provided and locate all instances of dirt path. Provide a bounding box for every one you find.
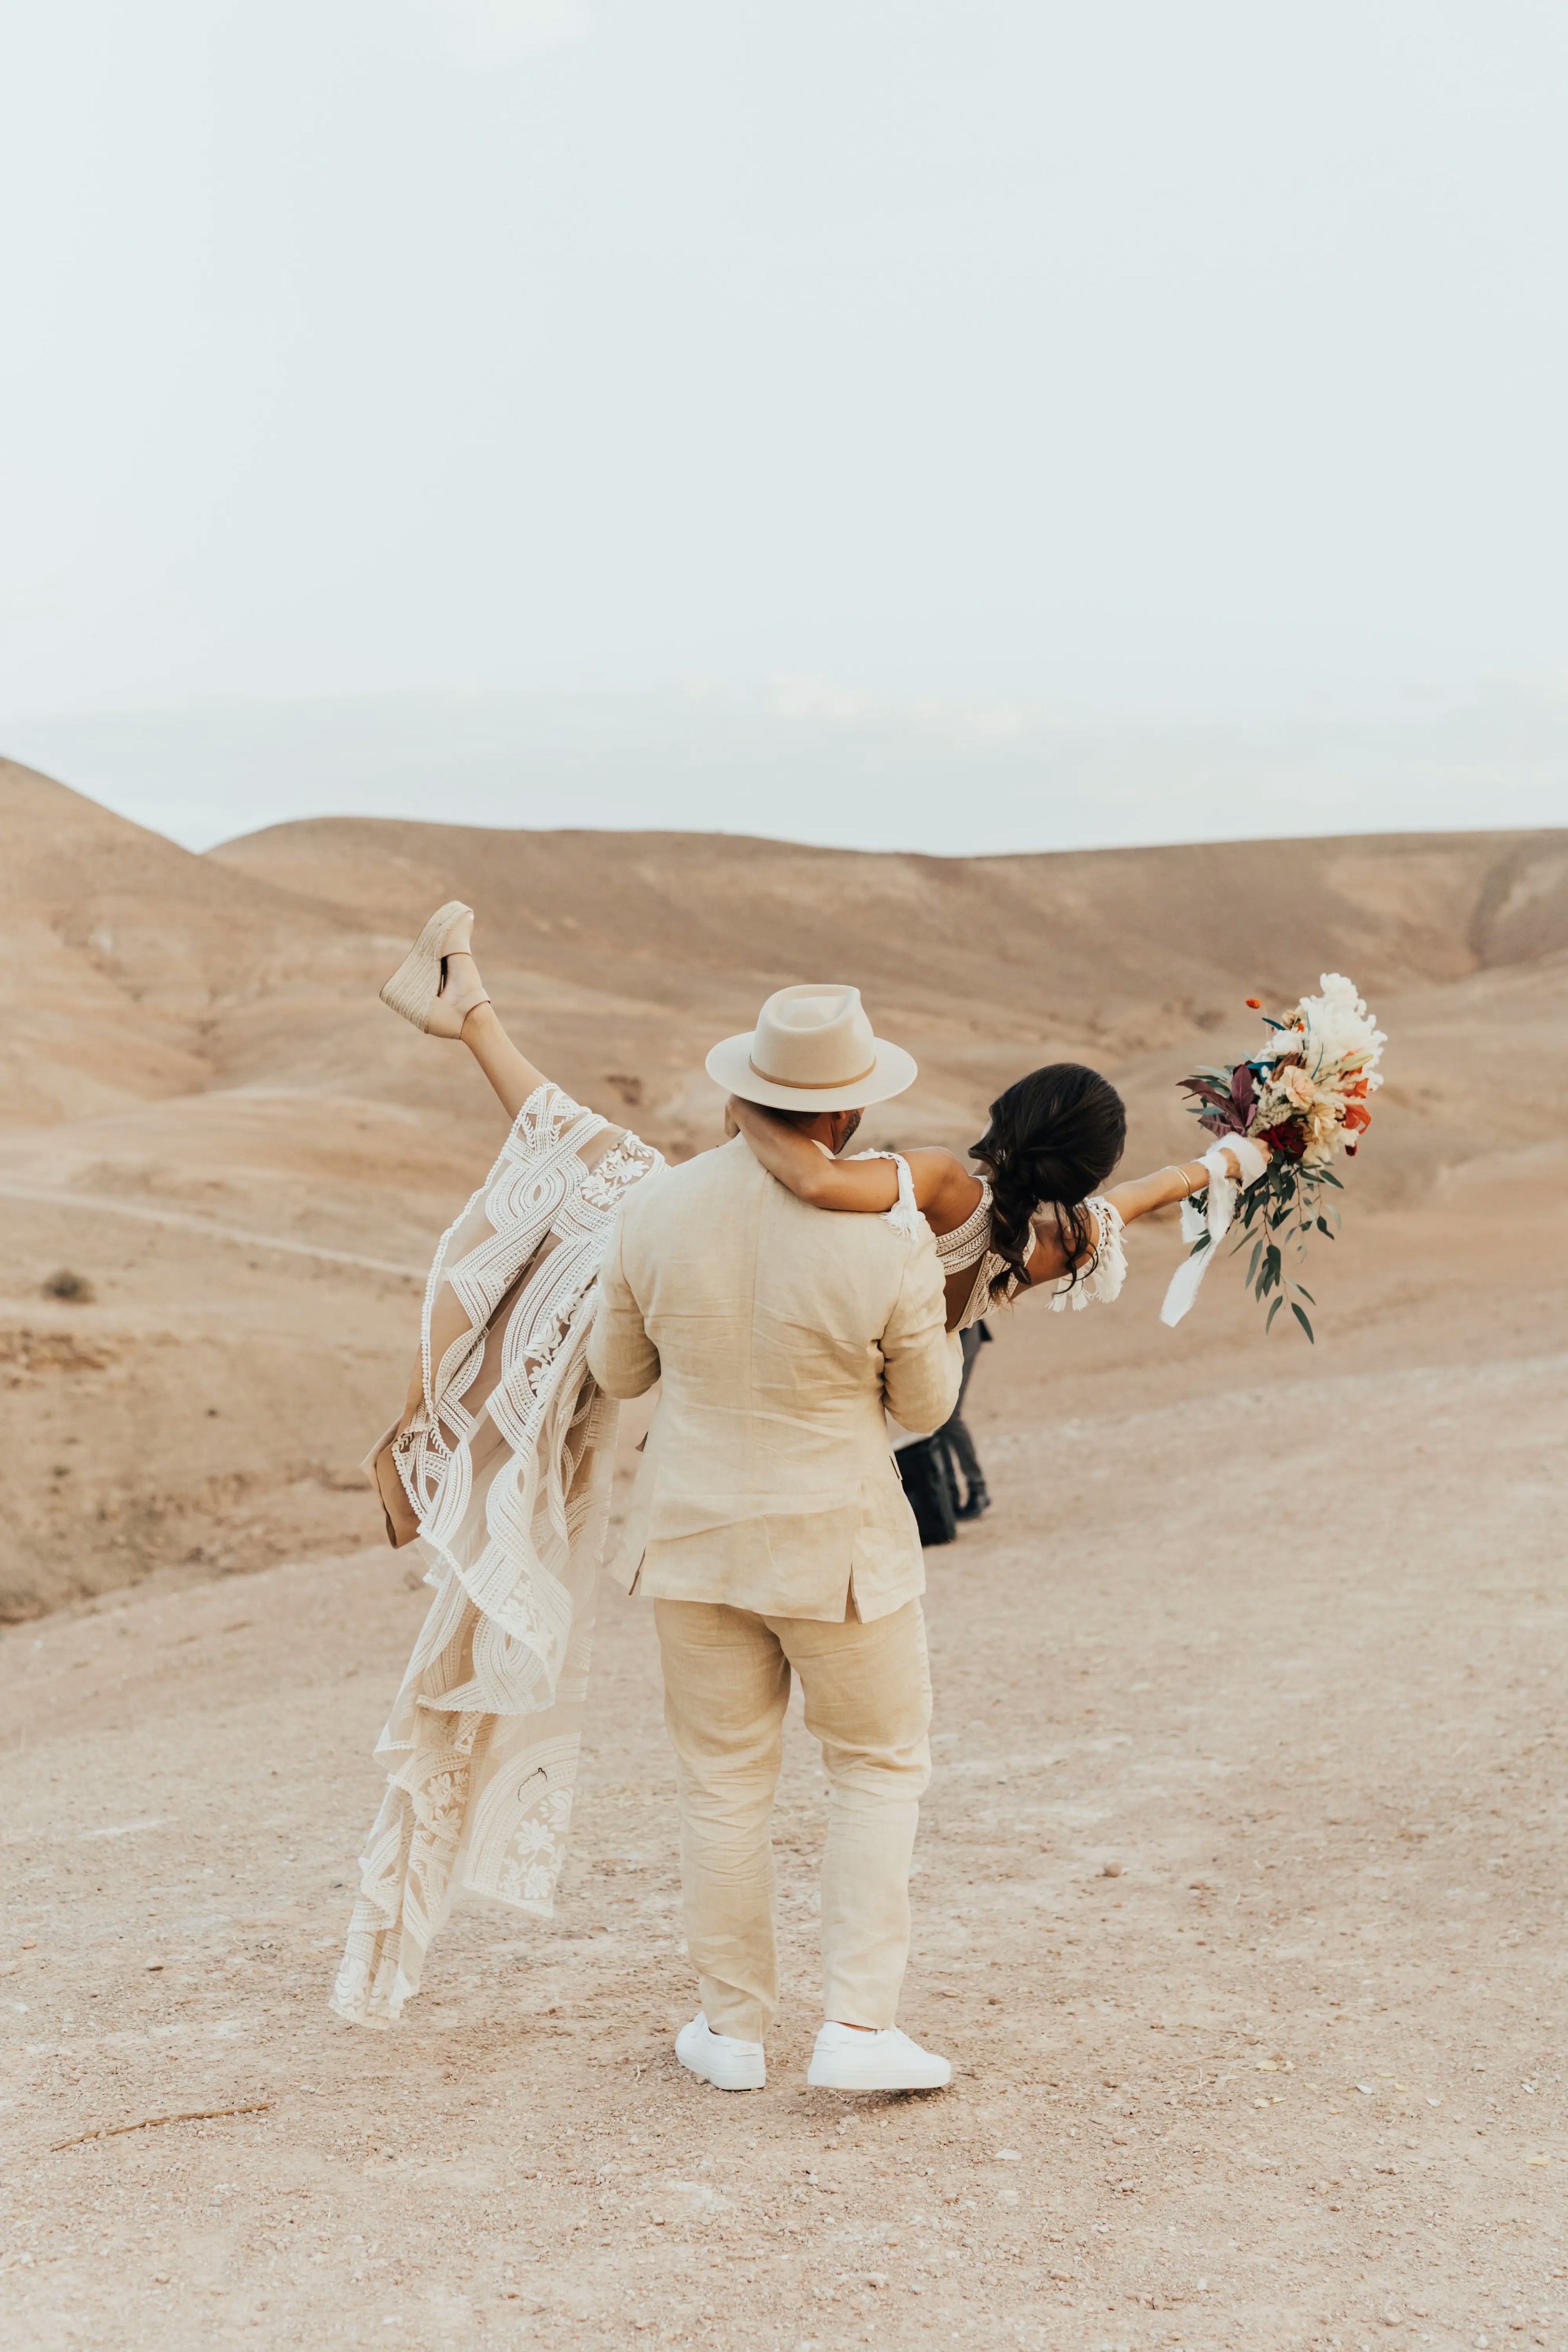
[3,1329,1565,2352]
[0,1181,427,1279]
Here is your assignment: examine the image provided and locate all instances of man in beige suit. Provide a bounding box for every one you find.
[586,983,960,2093]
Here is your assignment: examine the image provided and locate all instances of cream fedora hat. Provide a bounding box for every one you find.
[705,983,917,1112]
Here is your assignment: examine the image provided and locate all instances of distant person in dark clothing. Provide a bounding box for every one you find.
[938,1320,992,1520]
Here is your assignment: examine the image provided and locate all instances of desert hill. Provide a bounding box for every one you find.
[0,760,370,1127]
[210,813,1568,1123]
[2,754,1566,1621]
[8,748,1566,1139]
[212,810,1568,987]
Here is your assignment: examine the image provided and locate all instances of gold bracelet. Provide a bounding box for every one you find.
[1161,1163,1195,1197]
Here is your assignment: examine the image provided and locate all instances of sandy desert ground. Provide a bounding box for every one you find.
[2,761,1566,2349]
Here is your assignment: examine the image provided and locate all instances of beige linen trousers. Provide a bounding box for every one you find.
[586,1134,960,2038]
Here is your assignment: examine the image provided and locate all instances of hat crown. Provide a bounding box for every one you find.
[748,984,877,1090]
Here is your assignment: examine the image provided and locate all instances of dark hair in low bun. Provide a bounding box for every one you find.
[971,1063,1127,1300]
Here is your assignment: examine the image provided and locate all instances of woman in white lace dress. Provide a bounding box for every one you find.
[333,904,665,2027]
[334,904,1263,2029]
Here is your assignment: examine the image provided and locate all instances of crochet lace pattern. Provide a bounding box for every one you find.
[951,1192,1127,1329]
[332,1085,661,2029]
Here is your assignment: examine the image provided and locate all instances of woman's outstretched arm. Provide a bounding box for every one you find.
[1104,1142,1263,1229]
[1019,1143,1268,1284]
[727,1097,982,1226]
[731,1092,1267,1289]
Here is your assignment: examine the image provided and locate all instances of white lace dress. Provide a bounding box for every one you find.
[332,1084,662,2030]
[935,1176,1127,1325]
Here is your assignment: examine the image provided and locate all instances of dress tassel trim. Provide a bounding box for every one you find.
[1046,1194,1127,1312]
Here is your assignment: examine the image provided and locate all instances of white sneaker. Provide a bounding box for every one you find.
[675,2012,767,2092]
[807,2022,952,2091]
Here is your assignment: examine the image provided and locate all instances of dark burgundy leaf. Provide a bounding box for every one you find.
[1178,1078,1239,1115]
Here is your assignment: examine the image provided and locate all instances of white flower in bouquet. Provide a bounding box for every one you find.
[1257,972,1387,1087]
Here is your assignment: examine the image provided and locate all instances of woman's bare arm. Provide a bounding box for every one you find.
[733,1094,1265,1298]
[1018,1144,1264,1287]
[727,1098,983,1227]
[727,1097,900,1208]
[1105,1143,1259,1229]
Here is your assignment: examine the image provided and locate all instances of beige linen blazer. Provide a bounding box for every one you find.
[586,1135,960,1621]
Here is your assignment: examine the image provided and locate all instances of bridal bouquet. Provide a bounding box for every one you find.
[1161,973,1387,1339]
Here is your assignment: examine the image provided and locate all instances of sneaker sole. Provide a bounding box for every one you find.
[806,2060,952,2091]
[677,2056,767,2092]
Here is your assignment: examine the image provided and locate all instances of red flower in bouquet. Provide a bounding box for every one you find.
[1258,1120,1306,1160]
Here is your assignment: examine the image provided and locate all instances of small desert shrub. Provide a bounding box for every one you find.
[42,1268,94,1303]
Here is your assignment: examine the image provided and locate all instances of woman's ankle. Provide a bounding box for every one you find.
[458,995,497,1047]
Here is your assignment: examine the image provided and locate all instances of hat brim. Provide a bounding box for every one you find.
[705,1031,918,1113]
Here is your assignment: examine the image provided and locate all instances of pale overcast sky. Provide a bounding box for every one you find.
[3,2,1566,849]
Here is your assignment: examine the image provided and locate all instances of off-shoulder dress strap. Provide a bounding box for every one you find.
[844,1148,926,1243]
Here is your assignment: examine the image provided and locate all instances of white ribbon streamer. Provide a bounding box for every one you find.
[1159,1140,1265,1327]
[1223,1134,1269,1186]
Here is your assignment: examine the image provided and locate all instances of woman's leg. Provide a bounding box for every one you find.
[448,960,624,1154]
[383,906,560,1121]
[454,986,549,1123]
[394,919,622,1134]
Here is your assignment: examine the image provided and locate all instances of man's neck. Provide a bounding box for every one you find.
[767,1105,863,1156]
